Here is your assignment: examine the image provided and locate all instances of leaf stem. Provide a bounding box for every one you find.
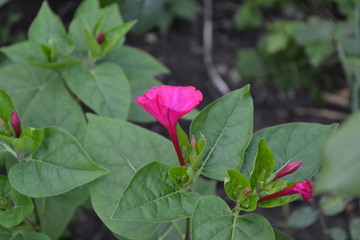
[185,217,191,240]
[171,220,184,240]
[31,198,42,231]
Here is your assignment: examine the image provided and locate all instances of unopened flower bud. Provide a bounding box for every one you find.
[190,135,196,149]
[243,188,251,197]
[274,161,303,181]
[96,32,105,44]
[11,110,21,138]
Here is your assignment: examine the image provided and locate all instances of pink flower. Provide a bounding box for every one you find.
[274,161,303,181]
[135,85,203,166]
[11,110,21,138]
[258,179,313,203]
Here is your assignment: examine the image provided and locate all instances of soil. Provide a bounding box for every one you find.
[1,0,355,239]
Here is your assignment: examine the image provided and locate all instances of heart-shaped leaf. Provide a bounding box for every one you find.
[85,114,177,239]
[112,162,201,222]
[190,85,253,180]
[192,196,275,240]
[65,63,131,119]
[8,127,107,198]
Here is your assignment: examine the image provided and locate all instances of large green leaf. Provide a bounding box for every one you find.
[0,227,51,240]
[0,176,33,228]
[65,63,131,119]
[242,123,337,182]
[190,85,253,180]
[74,0,100,17]
[8,127,107,198]
[41,187,89,240]
[0,64,87,140]
[317,111,360,195]
[85,114,177,239]
[113,162,201,222]
[192,196,275,240]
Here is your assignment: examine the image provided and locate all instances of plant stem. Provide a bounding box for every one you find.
[31,198,42,231]
[185,218,191,240]
[310,199,330,240]
[171,220,184,240]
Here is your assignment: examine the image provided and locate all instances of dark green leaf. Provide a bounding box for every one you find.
[235,49,267,80]
[192,196,275,240]
[242,123,337,182]
[74,0,100,17]
[190,85,253,180]
[85,114,177,238]
[8,127,108,197]
[320,195,352,216]
[233,4,263,31]
[112,162,201,222]
[329,227,348,240]
[102,21,136,55]
[0,89,16,134]
[274,229,293,240]
[171,0,201,21]
[350,217,360,240]
[0,227,51,240]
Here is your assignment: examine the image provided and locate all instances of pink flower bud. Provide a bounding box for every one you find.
[258,179,313,203]
[96,32,105,44]
[274,161,303,181]
[11,110,21,138]
[190,135,196,149]
[135,85,203,166]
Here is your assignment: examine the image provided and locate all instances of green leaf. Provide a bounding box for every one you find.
[27,56,80,70]
[192,196,275,240]
[317,112,360,196]
[233,4,263,31]
[120,0,165,34]
[190,85,253,180]
[1,41,43,64]
[113,162,201,222]
[262,32,289,54]
[329,227,348,240]
[102,21,136,55]
[193,177,217,196]
[103,45,169,76]
[65,63,131,119]
[224,169,249,201]
[0,227,51,240]
[0,127,44,153]
[8,127,107,198]
[274,229,293,240]
[350,217,360,240]
[41,187,89,240]
[242,123,338,182]
[28,2,73,56]
[250,139,275,190]
[74,0,100,17]
[287,206,318,229]
[147,220,185,240]
[304,41,334,67]
[320,195,352,216]
[85,114,177,238]
[0,64,87,140]
[0,176,33,228]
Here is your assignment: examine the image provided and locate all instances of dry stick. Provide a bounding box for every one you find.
[203,0,230,95]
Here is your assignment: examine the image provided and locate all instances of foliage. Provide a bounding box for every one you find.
[111,0,201,34]
[0,0,169,142]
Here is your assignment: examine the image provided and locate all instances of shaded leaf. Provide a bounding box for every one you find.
[287,206,318,229]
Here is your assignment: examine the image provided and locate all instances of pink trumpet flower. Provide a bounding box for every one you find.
[135,85,203,166]
[11,110,21,138]
[258,179,313,203]
[274,161,303,181]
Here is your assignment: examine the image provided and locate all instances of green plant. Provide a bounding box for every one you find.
[0,0,169,142]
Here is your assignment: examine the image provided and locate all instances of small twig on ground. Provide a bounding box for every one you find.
[203,0,230,95]
[294,107,348,121]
